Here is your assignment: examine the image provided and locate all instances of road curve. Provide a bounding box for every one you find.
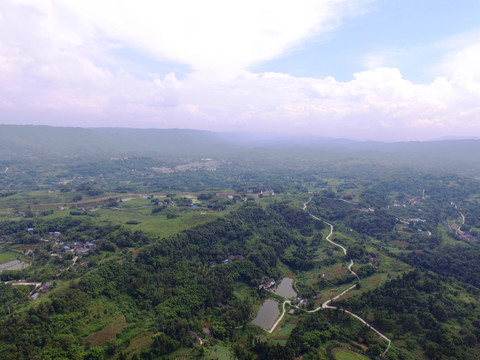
[267,300,291,333]
[348,259,360,281]
[295,197,391,354]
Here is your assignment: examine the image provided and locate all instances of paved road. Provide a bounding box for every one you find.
[9,282,41,287]
[267,300,290,333]
[269,198,392,355]
[348,259,360,281]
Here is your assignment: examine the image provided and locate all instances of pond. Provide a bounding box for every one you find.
[251,298,280,329]
[274,277,297,298]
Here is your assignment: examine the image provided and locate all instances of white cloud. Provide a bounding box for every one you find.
[54,0,373,75]
[432,30,480,82]
[1,0,480,141]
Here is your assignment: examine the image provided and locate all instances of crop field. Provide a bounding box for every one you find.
[84,315,128,347]
[0,251,18,264]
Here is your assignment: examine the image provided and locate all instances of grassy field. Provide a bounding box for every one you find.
[233,282,257,302]
[273,322,296,340]
[96,206,228,239]
[204,345,234,359]
[332,347,370,360]
[0,251,18,264]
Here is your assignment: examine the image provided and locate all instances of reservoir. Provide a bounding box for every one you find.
[274,277,297,298]
[251,298,280,329]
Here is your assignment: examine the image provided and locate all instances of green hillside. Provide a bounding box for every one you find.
[1,125,480,359]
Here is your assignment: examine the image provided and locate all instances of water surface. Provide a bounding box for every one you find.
[274,277,297,298]
[251,299,280,329]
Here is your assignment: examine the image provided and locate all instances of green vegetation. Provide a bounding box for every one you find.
[332,347,370,360]
[1,125,480,359]
[0,251,18,264]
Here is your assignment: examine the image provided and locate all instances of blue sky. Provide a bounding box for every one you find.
[0,0,479,141]
[253,0,480,82]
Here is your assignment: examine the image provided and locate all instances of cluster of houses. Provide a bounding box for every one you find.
[29,281,51,300]
[59,241,96,256]
[456,231,478,244]
[292,296,308,307]
[390,197,425,209]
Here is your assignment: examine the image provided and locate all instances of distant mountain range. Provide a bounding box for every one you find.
[1,124,479,176]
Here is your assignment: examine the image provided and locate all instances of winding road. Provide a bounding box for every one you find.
[453,204,466,235]
[267,198,391,355]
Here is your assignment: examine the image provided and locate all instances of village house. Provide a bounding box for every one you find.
[365,253,381,266]
[41,281,51,293]
[259,278,275,290]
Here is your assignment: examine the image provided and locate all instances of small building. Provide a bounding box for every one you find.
[27,228,34,234]
[29,293,40,300]
[265,278,275,289]
[41,282,51,292]
[259,278,276,290]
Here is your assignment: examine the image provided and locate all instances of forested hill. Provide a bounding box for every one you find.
[0,125,231,159]
[1,125,480,175]
[2,125,480,358]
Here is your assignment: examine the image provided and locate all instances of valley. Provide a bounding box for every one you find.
[1,126,480,359]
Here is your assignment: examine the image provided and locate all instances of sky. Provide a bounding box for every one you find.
[1,0,480,141]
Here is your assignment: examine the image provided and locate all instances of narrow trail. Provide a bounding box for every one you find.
[267,198,391,355]
[453,204,466,235]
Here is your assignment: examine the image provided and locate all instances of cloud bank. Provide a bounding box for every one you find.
[0,0,479,140]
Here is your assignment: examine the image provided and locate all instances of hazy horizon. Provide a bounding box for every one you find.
[2,123,480,144]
